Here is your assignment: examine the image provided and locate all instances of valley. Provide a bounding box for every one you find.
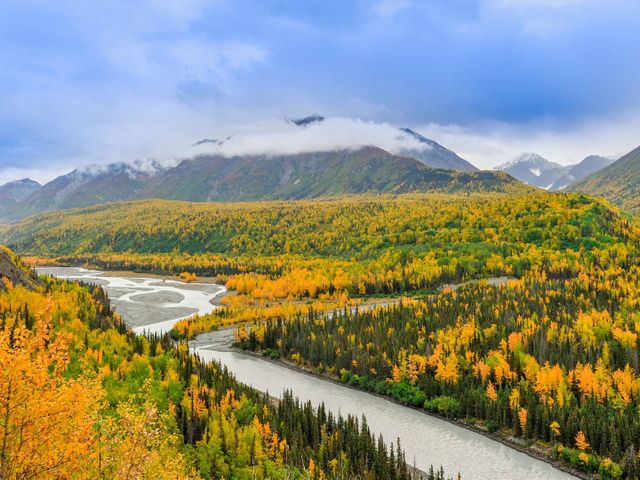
[3,3,639,479]
[5,191,639,478]
[40,266,578,480]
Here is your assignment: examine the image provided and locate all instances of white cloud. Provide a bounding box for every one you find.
[416,112,640,169]
[3,110,639,186]
[193,116,430,157]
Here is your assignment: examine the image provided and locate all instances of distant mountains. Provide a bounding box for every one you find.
[5,162,163,221]
[497,153,613,191]
[284,116,479,172]
[569,145,640,214]
[398,128,477,172]
[282,116,477,172]
[0,145,530,222]
[0,178,41,220]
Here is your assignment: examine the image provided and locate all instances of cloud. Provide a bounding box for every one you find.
[192,117,430,157]
[2,110,639,185]
[1,1,639,185]
[417,112,640,169]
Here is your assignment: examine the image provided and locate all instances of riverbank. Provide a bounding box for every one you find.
[196,328,589,480]
[36,266,227,334]
[34,261,224,285]
[41,266,583,479]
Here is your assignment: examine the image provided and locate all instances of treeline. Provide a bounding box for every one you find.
[240,258,640,478]
[0,249,450,479]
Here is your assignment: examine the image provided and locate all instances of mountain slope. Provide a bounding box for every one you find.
[569,145,640,214]
[0,178,41,218]
[0,244,39,290]
[398,128,478,172]
[1,147,530,222]
[143,146,524,201]
[547,155,613,191]
[5,163,162,221]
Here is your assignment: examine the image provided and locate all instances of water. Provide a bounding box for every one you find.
[41,266,577,480]
[36,266,226,334]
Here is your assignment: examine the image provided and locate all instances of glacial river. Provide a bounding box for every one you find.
[40,267,577,480]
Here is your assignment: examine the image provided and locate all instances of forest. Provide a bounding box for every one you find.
[0,246,449,480]
[5,192,635,339]
[4,191,640,477]
[238,247,640,477]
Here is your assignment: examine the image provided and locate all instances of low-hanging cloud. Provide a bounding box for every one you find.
[191,117,432,158]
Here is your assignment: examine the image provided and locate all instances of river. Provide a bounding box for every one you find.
[39,266,577,480]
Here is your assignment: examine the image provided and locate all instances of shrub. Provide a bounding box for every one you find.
[423,396,461,418]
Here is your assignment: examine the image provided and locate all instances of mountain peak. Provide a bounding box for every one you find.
[498,153,561,171]
[497,152,613,191]
[0,177,42,213]
[397,127,478,172]
[290,114,325,127]
[6,178,40,187]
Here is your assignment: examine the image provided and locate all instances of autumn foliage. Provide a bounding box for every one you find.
[0,248,445,480]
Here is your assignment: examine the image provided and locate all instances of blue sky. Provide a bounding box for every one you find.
[1,0,640,183]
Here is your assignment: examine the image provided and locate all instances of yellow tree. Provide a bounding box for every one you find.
[575,431,590,451]
[0,322,102,479]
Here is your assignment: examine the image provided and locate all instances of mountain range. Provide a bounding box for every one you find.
[569,145,640,214]
[496,153,613,191]
[0,145,530,222]
[0,121,531,222]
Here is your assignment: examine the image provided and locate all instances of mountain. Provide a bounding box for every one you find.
[0,178,40,202]
[567,155,613,179]
[497,153,613,191]
[497,153,564,189]
[283,116,477,172]
[0,147,531,222]
[0,178,41,218]
[569,146,640,214]
[290,114,325,127]
[398,128,478,172]
[5,163,163,222]
[141,146,527,202]
[546,155,614,191]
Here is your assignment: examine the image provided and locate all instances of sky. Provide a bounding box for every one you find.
[1,0,640,184]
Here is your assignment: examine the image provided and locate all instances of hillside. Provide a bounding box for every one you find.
[0,147,529,222]
[141,146,524,202]
[2,192,627,281]
[569,145,640,214]
[398,128,478,172]
[0,244,438,480]
[0,244,39,290]
[0,178,40,218]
